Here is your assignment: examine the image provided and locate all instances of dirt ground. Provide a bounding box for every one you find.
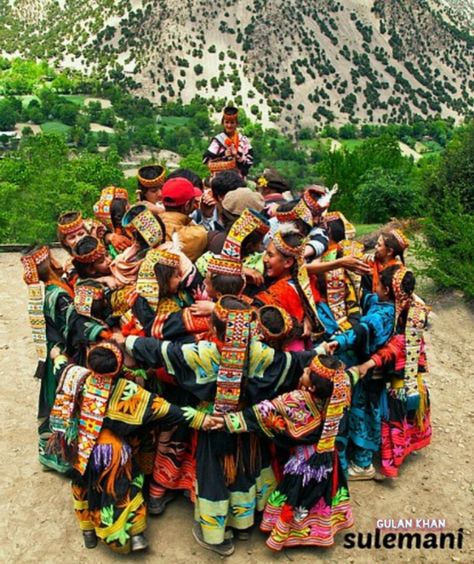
[1,251,473,563]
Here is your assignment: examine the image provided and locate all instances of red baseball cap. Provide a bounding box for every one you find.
[161,177,198,207]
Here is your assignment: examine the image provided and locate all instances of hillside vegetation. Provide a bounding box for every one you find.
[0,1,473,130]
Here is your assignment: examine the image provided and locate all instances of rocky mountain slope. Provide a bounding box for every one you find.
[1,0,473,130]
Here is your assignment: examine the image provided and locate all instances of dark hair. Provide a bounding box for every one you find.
[74,236,98,255]
[381,231,406,264]
[167,168,203,190]
[380,265,415,301]
[327,219,345,243]
[310,374,334,398]
[258,168,289,194]
[58,211,80,226]
[309,355,342,398]
[110,199,128,230]
[380,265,398,301]
[87,346,120,374]
[138,165,164,189]
[258,307,303,350]
[241,230,265,257]
[211,297,251,341]
[211,273,245,296]
[211,171,246,200]
[163,199,194,215]
[154,262,179,298]
[276,231,304,265]
[72,237,101,278]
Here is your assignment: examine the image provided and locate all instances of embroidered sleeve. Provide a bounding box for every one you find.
[223,412,249,434]
[182,308,211,333]
[181,406,207,429]
[371,334,405,367]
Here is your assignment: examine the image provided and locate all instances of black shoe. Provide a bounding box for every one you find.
[192,523,235,557]
[131,533,149,552]
[235,528,251,540]
[148,491,177,515]
[82,530,97,549]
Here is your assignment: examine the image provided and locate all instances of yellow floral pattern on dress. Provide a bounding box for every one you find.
[107,380,149,424]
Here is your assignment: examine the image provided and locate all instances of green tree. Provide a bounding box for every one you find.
[355,168,421,223]
[0,100,18,130]
[179,151,209,177]
[422,122,474,298]
[0,135,124,243]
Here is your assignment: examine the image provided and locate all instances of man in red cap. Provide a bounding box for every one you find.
[160,177,207,261]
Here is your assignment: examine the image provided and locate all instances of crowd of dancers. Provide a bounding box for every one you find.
[20,106,432,556]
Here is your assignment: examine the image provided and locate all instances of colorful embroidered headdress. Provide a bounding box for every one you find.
[404,296,430,418]
[208,208,270,277]
[137,164,166,189]
[48,342,124,475]
[93,186,129,230]
[308,355,350,454]
[392,266,412,325]
[208,255,243,277]
[213,296,253,414]
[391,266,429,413]
[122,204,166,248]
[48,363,90,463]
[276,198,313,228]
[325,210,356,241]
[136,247,181,312]
[302,184,338,216]
[57,211,84,236]
[72,236,106,264]
[74,279,105,318]
[391,228,410,251]
[21,246,49,376]
[223,208,269,258]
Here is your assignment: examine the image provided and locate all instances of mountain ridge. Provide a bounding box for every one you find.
[1,0,473,131]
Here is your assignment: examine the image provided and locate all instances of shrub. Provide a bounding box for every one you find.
[421,122,474,298]
[354,168,422,223]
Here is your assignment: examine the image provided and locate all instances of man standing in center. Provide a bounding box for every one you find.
[159,177,208,262]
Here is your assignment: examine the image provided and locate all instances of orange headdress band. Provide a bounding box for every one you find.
[208,255,242,276]
[155,250,180,269]
[391,229,409,251]
[21,246,49,285]
[57,212,84,236]
[87,342,123,378]
[213,295,252,323]
[309,355,339,381]
[257,305,293,341]
[302,186,331,215]
[273,230,304,260]
[137,165,166,189]
[73,240,106,264]
[222,107,238,122]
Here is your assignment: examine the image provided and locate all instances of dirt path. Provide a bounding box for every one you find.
[1,252,473,563]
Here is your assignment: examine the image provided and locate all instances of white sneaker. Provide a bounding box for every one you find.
[348,463,376,481]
